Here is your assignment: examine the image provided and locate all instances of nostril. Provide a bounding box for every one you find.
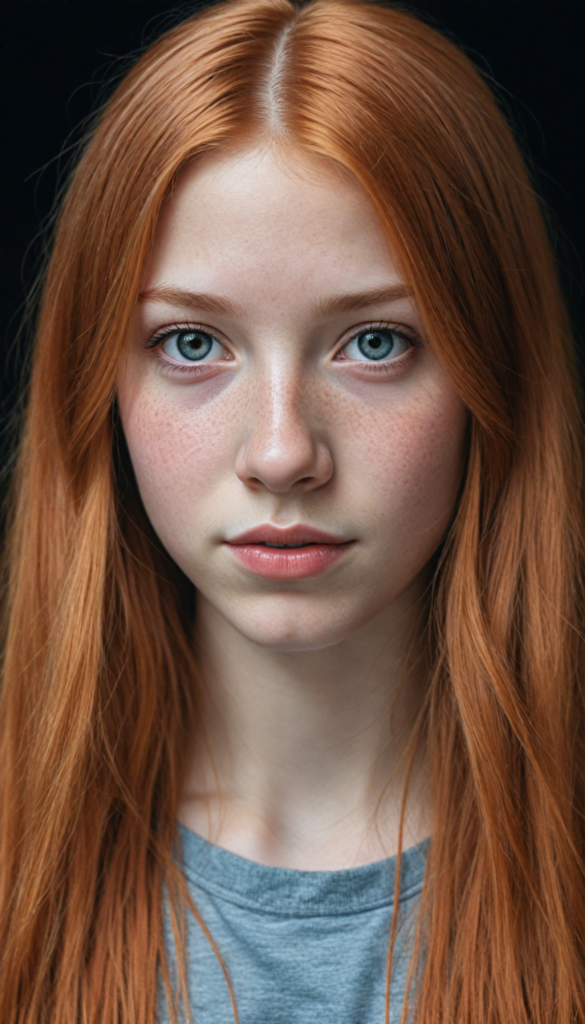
[235,433,334,494]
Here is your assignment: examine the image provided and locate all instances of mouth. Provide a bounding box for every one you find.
[256,541,317,548]
[225,525,355,579]
[227,524,350,546]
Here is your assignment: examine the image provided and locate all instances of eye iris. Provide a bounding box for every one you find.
[357,330,395,361]
[176,330,213,361]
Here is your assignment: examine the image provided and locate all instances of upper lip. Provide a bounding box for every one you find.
[227,524,352,546]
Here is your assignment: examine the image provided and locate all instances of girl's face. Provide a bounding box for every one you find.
[118,146,467,651]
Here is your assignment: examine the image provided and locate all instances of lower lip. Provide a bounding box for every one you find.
[226,542,353,579]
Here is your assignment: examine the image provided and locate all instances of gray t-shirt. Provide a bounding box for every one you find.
[159,823,429,1024]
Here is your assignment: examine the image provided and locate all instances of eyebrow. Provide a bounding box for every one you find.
[139,284,413,319]
[139,287,247,318]
[311,285,413,318]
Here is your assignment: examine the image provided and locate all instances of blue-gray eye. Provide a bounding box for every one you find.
[177,330,212,360]
[358,329,396,360]
[343,328,410,362]
[161,329,223,362]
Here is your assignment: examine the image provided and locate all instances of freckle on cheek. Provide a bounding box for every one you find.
[130,405,227,497]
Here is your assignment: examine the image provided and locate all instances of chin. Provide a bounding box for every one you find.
[227,600,361,652]
[244,631,347,653]
[243,632,351,653]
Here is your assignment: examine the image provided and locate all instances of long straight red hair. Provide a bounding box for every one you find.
[1,1,584,1021]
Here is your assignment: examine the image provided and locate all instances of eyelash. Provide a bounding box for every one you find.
[147,323,217,347]
[146,321,422,377]
[146,323,230,378]
[335,323,421,375]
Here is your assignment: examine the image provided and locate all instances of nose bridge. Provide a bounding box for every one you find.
[258,357,303,446]
[235,348,332,494]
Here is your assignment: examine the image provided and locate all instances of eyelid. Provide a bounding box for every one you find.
[146,322,227,350]
[335,321,422,358]
[144,320,422,361]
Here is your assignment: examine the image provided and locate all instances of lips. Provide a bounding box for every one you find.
[228,524,348,546]
[225,524,354,579]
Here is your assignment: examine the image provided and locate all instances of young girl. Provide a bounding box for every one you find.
[1,1,584,1022]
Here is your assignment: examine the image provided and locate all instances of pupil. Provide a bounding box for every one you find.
[177,331,213,361]
[357,330,394,361]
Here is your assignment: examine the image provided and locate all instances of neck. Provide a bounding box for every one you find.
[179,583,432,870]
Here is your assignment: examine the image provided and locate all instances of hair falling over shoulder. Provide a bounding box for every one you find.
[1,0,584,1020]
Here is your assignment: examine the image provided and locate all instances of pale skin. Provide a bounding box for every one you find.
[117,144,468,870]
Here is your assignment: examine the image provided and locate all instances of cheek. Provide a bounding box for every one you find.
[345,384,467,535]
[119,387,232,530]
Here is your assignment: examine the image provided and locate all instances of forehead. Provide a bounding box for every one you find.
[143,145,403,305]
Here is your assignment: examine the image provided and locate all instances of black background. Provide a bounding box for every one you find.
[1,0,584,464]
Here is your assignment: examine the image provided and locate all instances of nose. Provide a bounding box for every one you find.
[235,370,333,494]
